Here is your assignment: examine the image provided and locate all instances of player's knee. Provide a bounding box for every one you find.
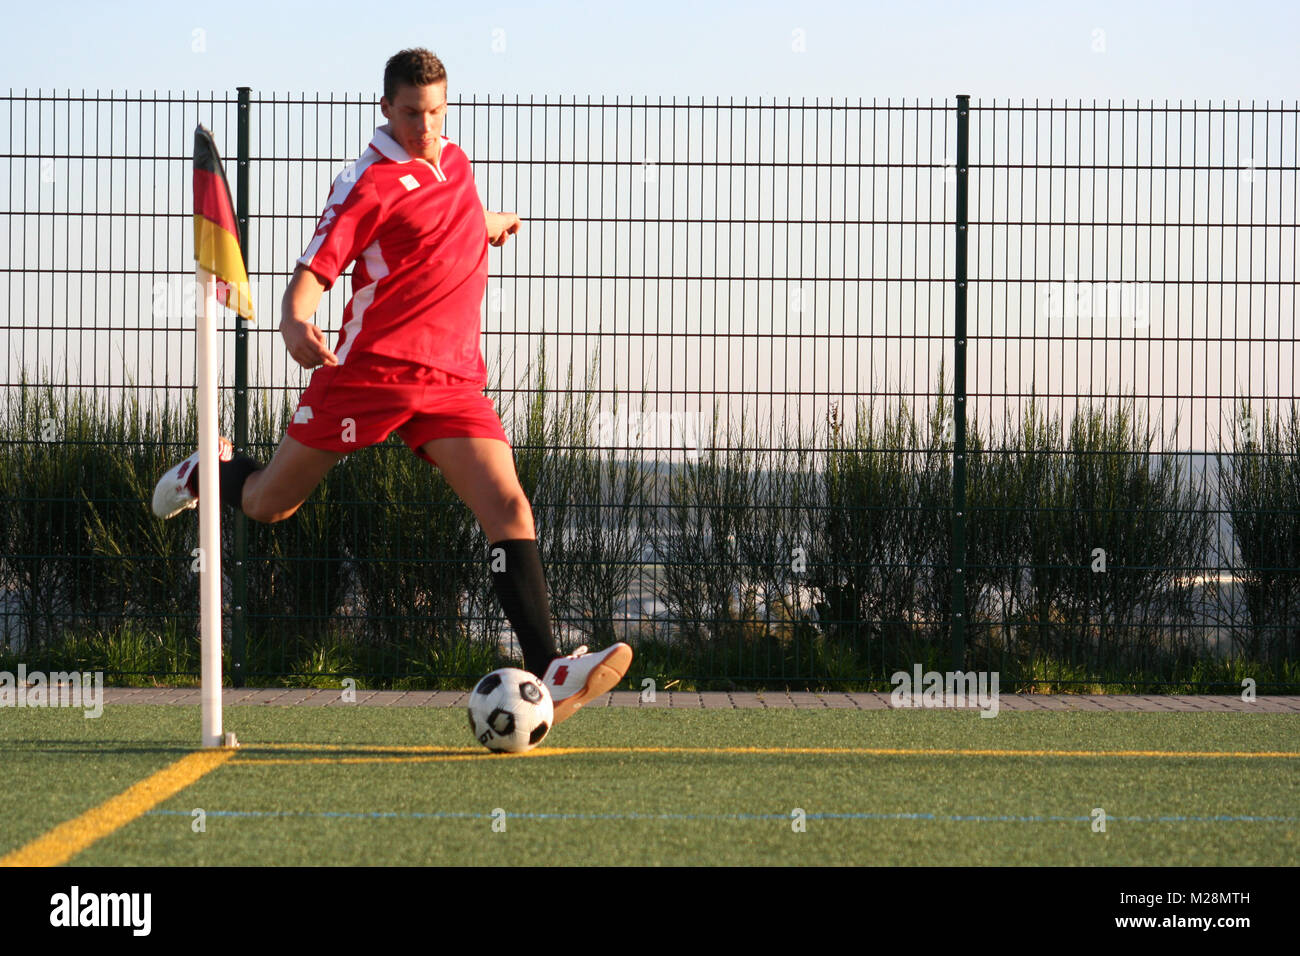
[241,498,272,523]
[491,490,533,535]
[504,490,533,523]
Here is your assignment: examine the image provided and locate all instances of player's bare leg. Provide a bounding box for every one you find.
[240,435,345,523]
[152,432,342,523]
[423,435,632,722]
[420,436,533,540]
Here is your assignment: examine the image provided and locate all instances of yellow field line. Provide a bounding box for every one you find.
[630,746,1300,758]
[228,744,1300,766]
[0,749,236,867]
[241,753,537,766]
[259,742,483,753]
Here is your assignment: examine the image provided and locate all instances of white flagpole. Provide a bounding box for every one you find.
[197,267,223,748]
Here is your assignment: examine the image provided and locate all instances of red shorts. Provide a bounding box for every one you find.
[286,355,510,466]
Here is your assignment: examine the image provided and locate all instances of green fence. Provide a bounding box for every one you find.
[2,91,1297,690]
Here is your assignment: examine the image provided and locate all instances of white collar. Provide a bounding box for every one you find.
[373,125,446,165]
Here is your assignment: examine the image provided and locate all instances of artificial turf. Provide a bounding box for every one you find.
[2,705,1297,865]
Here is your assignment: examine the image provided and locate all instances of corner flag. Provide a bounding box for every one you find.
[194,125,255,323]
[192,125,252,749]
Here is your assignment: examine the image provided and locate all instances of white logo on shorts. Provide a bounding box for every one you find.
[293,405,314,425]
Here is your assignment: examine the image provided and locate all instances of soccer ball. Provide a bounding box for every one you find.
[467,668,554,753]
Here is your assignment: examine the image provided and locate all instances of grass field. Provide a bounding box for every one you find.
[2,705,1298,866]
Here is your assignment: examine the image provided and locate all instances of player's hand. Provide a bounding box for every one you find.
[485,210,522,247]
[280,316,338,369]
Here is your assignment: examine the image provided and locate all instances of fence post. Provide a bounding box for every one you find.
[950,94,970,671]
[232,86,251,687]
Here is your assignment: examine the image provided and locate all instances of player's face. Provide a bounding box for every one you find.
[380,81,448,162]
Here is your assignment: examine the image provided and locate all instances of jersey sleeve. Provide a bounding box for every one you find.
[296,169,382,290]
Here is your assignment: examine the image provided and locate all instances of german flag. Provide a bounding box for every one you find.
[193,124,255,322]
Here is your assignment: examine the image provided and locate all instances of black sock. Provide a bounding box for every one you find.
[187,454,262,512]
[488,538,559,678]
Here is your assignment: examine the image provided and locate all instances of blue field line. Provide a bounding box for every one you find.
[145,809,1300,824]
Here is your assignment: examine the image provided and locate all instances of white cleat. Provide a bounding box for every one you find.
[151,436,233,519]
[542,643,633,724]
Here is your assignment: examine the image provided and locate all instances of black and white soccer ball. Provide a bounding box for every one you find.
[467,668,554,753]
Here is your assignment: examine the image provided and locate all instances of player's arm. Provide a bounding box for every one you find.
[280,264,338,369]
[484,208,521,247]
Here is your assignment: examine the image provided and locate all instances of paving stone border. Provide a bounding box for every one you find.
[94,688,1300,713]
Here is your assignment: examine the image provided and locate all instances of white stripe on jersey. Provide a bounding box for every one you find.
[299,146,384,270]
[416,157,447,183]
[334,238,391,365]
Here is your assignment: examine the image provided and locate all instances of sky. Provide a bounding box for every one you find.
[7,0,1299,103]
[4,0,1297,455]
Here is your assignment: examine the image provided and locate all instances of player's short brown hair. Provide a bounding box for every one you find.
[384,48,447,101]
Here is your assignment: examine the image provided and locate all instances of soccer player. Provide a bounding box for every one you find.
[152,48,631,722]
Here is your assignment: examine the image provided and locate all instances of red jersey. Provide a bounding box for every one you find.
[297,126,489,381]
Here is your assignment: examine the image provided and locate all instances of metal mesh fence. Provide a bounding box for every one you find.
[1,89,1296,688]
